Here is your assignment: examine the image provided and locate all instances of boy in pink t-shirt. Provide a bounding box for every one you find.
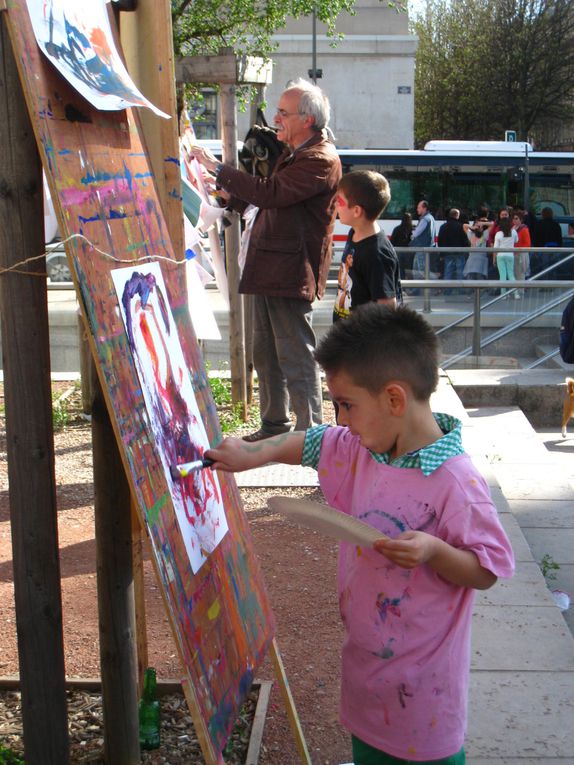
[207,304,514,765]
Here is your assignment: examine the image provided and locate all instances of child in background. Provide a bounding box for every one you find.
[206,304,514,765]
[493,216,518,296]
[512,209,531,298]
[333,170,401,321]
[464,215,490,281]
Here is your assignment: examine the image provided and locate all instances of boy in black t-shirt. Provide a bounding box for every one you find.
[333,170,402,321]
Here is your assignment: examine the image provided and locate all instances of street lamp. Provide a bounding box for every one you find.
[308,6,322,83]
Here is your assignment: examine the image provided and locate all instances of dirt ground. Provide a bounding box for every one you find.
[0,385,352,765]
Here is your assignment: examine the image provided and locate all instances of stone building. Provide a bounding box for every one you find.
[252,0,417,149]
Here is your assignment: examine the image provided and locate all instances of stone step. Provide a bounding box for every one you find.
[458,401,574,762]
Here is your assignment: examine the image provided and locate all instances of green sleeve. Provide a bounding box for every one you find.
[301,424,330,468]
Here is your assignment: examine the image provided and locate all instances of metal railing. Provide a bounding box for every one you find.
[392,246,574,369]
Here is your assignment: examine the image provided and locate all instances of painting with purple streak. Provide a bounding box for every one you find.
[111,263,228,573]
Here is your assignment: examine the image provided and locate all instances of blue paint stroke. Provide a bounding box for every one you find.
[165,156,180,166]
[361,509,407,533]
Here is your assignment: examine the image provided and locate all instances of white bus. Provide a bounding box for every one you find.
[333,140,574,249]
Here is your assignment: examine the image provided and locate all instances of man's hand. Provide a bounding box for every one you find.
[189,145,219,174]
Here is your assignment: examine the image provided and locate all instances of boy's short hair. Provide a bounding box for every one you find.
[315,304,439,400]
[338,170,391,221]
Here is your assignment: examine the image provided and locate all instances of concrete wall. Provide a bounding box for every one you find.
[237,1,417,149]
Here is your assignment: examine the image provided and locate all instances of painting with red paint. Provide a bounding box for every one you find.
[26,0,168,117]
[111,263,228,573]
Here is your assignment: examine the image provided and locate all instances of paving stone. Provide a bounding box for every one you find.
[498,512,535,562]
[235,462,319,487]
[466,671,574,758]
[471,605,574,671]
[492,471,574,501]
[509,499,574,528]
[474,562,554,607]
[520,528,574,565]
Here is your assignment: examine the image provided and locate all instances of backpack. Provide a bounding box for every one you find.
[559,295,574,363]
[239,109,285,178]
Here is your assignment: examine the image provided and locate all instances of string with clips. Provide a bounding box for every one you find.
[0,232,189,277]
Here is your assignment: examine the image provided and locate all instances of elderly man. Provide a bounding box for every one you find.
[192,79,341,442]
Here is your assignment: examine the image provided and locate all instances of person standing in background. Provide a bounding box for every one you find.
[410,200,437,290]
[192,78,342,442]
[493,217,518,296]
[512,209,531,297]
[533,207,563,277]
[464,214,490,282]
[391,211,413,280]
[437,208,469,294]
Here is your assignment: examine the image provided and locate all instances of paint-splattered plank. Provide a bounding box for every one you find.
[4,2,274,762]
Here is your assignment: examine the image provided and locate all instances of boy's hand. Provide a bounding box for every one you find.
[204,438,256,473]
[374,531,498,590]
[374,531,437,569]
[205,431,305,473]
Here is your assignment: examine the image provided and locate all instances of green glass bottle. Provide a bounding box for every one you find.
[139,667,161,750]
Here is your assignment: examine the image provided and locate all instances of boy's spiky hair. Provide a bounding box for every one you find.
[315,304,440,400]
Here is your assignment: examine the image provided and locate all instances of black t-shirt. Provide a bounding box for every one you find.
[346,229,402,309]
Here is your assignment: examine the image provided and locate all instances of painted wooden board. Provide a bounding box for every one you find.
[4,2,274,761]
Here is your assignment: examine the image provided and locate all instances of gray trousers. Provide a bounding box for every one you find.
[252,295,323,434]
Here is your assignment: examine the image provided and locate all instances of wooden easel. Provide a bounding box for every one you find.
[1,2,311,763]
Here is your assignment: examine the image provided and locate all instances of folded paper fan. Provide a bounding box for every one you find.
[268,495,387,546]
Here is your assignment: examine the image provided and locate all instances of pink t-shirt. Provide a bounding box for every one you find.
[317,426,514,761]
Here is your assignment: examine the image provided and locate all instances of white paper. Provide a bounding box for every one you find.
[186,260,221,341]
[112,263,228,573]
[27,0,169,118]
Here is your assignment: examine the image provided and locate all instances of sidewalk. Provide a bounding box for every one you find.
[439,373,574,763]
[238,373,574,764]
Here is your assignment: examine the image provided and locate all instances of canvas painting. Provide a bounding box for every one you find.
[26,0,169,117]
[111,263,228,573]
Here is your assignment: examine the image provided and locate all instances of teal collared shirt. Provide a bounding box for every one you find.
[302,413,464,476]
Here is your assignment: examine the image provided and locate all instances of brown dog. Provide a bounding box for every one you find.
[561,377,574,438]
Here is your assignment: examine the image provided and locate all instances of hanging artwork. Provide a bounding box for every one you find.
[111,263,228,573]
[26,0,169,117]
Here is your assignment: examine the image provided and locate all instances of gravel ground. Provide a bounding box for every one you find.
[0,383,351,764]
[0,688,257,764]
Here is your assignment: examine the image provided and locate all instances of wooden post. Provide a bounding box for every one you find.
[0,16,69,764]
[268,639,312,764]
[119,0,184,261]
[131,498,149,689]
[78,315,93,415]
[92,360,140,764]
[220,84,248,415]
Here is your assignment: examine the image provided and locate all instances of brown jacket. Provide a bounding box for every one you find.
[217,131,341,301]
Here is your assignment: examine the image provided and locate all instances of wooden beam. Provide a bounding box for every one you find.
[176,54,272,85]
[92,362,141,764]
[220,84,247,414]
[0,14,69,764]
[119,0,184,260]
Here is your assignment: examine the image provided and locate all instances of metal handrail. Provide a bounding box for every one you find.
[439,285,573,369]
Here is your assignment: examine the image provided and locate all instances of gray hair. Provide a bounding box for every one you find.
[284,78,331,131]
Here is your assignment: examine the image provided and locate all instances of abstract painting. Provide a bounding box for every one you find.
[111,263,228,573]
[26,0,168,117]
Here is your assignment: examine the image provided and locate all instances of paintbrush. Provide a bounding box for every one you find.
[170,458,214,480]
